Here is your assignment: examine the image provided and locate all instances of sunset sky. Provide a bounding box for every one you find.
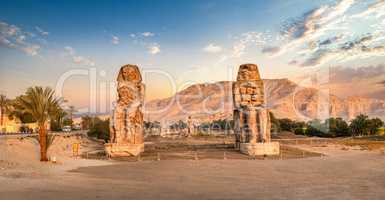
[1,0,384,113]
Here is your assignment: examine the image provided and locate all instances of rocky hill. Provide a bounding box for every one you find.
[144,79,385,123]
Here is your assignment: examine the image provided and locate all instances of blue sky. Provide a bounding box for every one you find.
[1,0,385,110]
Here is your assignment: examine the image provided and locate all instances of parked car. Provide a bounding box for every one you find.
[62,125,71,132]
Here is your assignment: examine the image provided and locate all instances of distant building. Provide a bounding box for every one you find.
[0,114,41,133]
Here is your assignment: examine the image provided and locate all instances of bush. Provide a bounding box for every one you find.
[87,117,110,142]
[325,117,349,137]
[367,118,384,135]
[349,114,369,136]
[278,118,296,132]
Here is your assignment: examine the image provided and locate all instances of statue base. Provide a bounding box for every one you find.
[240,142,280,156]
[104,143,144,157]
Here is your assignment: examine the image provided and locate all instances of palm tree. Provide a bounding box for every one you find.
[0,94,11,127]
[349,114,369,137]
[50,106,67,131]
[16,87,61,161]
[67,105,77,129]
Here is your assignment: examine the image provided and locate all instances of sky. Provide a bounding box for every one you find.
[0,0,385,113]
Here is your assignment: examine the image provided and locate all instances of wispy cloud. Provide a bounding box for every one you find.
[223,0,385,69]
[0,21,42,56]
[111,35,119,45]
[231,32,271,58]
[35,26,49,36]
[203,43,222,53]
[128,32,160,54]
[147,43,160,55]
[246,0,385,68]
[64,46,95,66]
[330,65,385,84]
[142,32,154,37]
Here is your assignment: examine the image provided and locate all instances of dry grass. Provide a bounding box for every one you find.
[97,135,323,162]
[338,136,385,151]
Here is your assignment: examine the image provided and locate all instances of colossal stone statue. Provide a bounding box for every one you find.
[233,64,279,155]
[105,64,145,157]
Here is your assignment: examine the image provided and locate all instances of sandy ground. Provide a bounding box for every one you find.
[1,135,385,200]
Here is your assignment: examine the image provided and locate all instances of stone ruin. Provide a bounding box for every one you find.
[232,64,280,155]
[105,64,145,157]
[105,63,279,157]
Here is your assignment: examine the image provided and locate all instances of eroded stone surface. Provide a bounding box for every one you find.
[105,64,145,157]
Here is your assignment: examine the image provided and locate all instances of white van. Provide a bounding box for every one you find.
[62,125,71,132]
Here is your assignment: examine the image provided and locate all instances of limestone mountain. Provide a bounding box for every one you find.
[144,79,385,123]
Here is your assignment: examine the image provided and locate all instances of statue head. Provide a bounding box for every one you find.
[236,64,261,81]
[117,64,142,83]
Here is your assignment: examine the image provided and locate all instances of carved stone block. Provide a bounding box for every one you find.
[240,142,280,156]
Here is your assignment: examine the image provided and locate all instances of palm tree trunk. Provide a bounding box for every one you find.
[0,108,3,126]
[39,124,48,161]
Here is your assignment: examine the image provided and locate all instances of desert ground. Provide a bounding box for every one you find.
[1,133,385,200]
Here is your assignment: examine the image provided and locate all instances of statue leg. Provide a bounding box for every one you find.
[248,108,258,144]
[233,110,241,149]
[110,125,115,143]
[241,110,248,143]
[259,109,271,143]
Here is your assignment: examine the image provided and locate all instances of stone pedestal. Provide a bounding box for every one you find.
[105,143,144,157]
[240,142,280,156]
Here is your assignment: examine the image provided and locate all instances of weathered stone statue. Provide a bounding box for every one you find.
[233,64,279,155]
[186,116,194,137]
[105,64,145,157]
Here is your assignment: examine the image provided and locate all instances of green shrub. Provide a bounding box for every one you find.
[87,117,110,142]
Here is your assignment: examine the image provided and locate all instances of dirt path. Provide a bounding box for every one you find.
[1,144,385,200]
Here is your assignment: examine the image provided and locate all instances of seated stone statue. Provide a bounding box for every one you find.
[106,64,145,157]
[233,64,278,155]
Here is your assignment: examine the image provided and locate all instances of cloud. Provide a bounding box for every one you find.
[111,35,119,45]
[73,56,95,66]
[269,0,385,67]
[64,46,75,55]
[203,43,222,53]
[261,46,280,54]
[281,0,355,41]
[340,34,372,50]
[147,43,160,54]
[330,65,385,84]
[21,44,40,56]
[35,26,49,36]
[64,46,95,66]
[231,32,269,58]
[351,0,385,19]
[142,32,154,37]
[128,32,161,54]
[318,34,344,46]
[288,60,298,65]
[0,21,42,56]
